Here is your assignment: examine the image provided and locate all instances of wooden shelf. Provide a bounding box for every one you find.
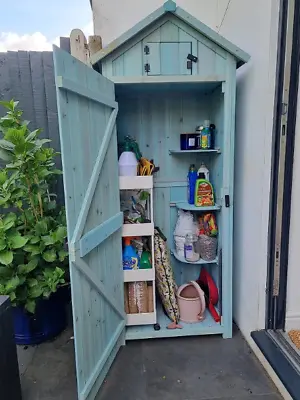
[172,250,218,265]
[123,269,155,283]
[122,223,154,237]
[126,303,223,340]
[169,148,221,155]
[126,312,156,326]
[175,202,221,212]
[119,176,153,190]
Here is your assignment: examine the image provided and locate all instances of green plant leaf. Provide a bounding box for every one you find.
[18,259,38,274]
[10,235,28,249]
[25,299,36,313]
[0,139,15,150]
[58,250,68,262]
[0,194,11,206]
[30,236,40,244]
[4,127,26,146]
[28,286,43,299]
[25,129,41,142]
[5,276,20,292]
[0,266,12,278]
[42,249,57,263]
[55,226,67,242]
[0,171,7,185]
[0,250,13,265]
[0,148,13,162]
[24,244,40,256]
[0,100,16,111]
[0,239,6,251]
[35,220,48,236]
[41,235,55,245]
[9,291,16,301]
[28,278,38,287]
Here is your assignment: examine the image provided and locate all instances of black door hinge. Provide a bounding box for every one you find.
[225,195,230,208]
[144,45,150,55]
[187,60,192,70]
[145,63,150,73]
[187,54,198,63]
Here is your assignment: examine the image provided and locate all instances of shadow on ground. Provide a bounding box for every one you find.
[19,326,282,400]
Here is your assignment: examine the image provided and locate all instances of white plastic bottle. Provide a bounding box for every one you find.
[197,163,210,181]
[118,142,138,176]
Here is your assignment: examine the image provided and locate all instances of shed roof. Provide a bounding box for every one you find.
[91,0,250,68]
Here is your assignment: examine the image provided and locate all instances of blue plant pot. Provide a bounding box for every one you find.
[13,287,70,345]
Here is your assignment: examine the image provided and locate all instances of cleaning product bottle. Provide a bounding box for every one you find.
[198,163,210,181]
[200,120,212,149]
[187,164,198,204]
[194,179,215,207]
[123,238,139,270]
[118,141,138,176]
[139,251,152,269]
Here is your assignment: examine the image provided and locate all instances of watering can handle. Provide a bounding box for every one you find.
[189,281,206,321]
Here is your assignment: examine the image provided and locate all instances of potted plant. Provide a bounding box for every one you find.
[0,100,69,345]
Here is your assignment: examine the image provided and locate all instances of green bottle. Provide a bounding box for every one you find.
[139,251,152,269]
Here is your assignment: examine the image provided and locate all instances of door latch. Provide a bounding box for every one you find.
[225,195,230,208]
[187,54,198,63]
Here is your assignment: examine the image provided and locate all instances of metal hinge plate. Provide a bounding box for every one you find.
[144,63,150,73]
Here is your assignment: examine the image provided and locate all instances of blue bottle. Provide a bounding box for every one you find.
[187,164,198,204]
[123,238,139,270]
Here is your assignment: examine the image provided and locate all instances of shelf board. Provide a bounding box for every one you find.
[123,269,155,283]
[126,303,223,340]
[169,148,221,155]
[172,250,218,265]
[175,202,221,212]
[126,312,156,326]
[122,223,154,237]
[119,176,153,190]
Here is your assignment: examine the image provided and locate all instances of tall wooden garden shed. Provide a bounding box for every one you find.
[53,1,250,398]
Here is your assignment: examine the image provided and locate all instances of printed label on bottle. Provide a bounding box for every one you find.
[123,257,139,270]
[188,138,195,147]
[184,244,193,260]
[201,135,208,149]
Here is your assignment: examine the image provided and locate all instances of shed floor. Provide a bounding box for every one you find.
[19,326,282,400]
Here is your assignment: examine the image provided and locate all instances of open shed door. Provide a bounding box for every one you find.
[53,47,125,400]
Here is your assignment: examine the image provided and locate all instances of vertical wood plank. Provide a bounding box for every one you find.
[123,42,143,76]
[17,51,36,126]
[112,55,124,76]
[29,52,49,139]
[222,55,236,339]
[160,21,179,42]
[0,53,11,103]
[179,28,198,75]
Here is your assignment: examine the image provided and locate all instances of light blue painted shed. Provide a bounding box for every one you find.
[53,1,250,398]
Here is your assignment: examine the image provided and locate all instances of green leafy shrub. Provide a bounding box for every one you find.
[0,100,68,313]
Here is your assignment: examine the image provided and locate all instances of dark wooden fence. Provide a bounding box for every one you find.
[0,51,63,201]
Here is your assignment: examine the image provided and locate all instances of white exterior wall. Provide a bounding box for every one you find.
[217,0,280,339]
[286,87,300,332]
[91,0,280,339]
